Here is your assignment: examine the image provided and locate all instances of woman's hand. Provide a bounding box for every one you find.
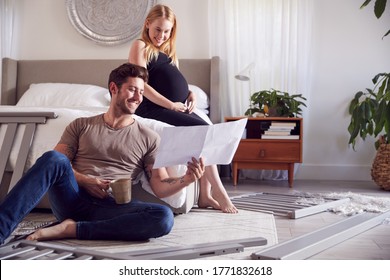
[186,91,197,113]
[171,102,188,112]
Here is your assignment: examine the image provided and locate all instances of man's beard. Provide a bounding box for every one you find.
[117,99,137,115]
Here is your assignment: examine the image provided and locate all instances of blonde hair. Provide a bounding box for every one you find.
[141,4,178,66]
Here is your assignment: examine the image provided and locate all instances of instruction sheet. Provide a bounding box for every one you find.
[153,118,247,168]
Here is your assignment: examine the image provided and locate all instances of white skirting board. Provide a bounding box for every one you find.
[295,164,372,181]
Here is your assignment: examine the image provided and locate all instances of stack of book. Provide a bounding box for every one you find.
[261,121,299,139]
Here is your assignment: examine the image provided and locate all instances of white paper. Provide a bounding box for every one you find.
[153,118,248,168]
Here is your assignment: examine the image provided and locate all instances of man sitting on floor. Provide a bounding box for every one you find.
[0,63,205,245]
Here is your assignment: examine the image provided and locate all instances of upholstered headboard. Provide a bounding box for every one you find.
[1,57,221,123]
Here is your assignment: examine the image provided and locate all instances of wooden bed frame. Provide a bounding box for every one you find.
[0,56,221,213]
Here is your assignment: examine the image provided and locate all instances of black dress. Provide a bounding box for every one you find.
[135,52,209,126]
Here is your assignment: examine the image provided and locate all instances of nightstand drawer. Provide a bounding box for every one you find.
[234,141,301,162]
[226,116,303,187]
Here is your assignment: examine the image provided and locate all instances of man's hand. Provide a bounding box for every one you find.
[185,157,205,182]
[77,175,111,199]
[147,157,205,198]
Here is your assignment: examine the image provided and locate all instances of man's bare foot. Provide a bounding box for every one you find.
[26,219,76,241]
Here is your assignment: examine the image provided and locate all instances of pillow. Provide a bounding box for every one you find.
[188,84,209,110]
[16,83,110,107]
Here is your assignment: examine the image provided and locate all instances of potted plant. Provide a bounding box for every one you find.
[360,0,389,39]
[245,89,307,117]
[348,73,390,150]
[346,0,389,190]
[347,73,390,190]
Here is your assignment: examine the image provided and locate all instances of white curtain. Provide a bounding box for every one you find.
[209,0,313,180]
[0,0,16,57]
[0,0,17,101]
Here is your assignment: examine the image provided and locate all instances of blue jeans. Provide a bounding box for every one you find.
[0,151,174,244]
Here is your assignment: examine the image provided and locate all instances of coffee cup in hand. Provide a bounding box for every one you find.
[109,178,131,204]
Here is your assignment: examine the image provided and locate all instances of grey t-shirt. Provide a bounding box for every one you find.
[58,114,160,181]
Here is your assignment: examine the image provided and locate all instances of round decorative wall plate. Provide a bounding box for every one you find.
[66,0,157,45]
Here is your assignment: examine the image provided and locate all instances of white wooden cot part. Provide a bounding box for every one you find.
[0,111,57,202]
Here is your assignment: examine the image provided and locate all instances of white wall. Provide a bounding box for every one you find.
[299,0,390,180]
[12,0,209,59]
[5,0,390,181]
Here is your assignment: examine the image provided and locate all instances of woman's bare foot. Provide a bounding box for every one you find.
[26,219,76,241]
[219,200,238,214]
[198,194,221,210]
[211,188,238,214]
[198,190,238,213]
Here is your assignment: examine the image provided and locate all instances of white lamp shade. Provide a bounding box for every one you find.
[235,74,250,81]
[235,62,255,81]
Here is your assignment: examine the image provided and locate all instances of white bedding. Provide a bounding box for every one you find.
[0,105,190,208]
[1,81,212,208]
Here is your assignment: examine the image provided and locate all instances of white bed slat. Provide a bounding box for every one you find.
[0,112,57,202]
[10,123,37,188]
[0,123,17,183]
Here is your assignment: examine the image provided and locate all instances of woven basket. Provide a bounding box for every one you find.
[371,141,390,191]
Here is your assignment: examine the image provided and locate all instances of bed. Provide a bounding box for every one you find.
[0,56,221,214]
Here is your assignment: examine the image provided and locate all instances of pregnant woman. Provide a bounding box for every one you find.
[129,4,237,213]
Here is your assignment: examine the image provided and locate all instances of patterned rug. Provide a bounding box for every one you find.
[294,191,390,216]
[12,208,278,260]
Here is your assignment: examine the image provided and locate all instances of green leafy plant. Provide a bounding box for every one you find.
[348,73,390,150]
[245,89,307,117]
[347,1,389,150]
[360,0,389,38]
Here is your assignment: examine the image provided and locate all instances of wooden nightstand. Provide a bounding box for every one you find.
[225,117,303,187]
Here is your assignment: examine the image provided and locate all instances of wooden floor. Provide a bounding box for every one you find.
[223,178,390,260]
